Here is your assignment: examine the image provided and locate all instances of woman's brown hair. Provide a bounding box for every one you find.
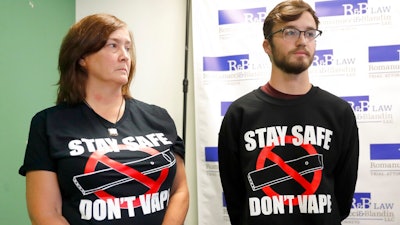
[57,13,136,104]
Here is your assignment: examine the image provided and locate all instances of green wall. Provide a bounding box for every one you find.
[0,1,75,223]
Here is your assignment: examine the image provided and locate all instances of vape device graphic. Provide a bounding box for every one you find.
[248,154,323,191]
[73,149,176,195]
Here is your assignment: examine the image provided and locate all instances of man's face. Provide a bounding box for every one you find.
[265,12,317,75]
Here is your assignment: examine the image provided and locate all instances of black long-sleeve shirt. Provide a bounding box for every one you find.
[218,86,359,225]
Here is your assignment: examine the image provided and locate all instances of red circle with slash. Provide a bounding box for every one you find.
[84,145,169,208]
[256,135,322,205]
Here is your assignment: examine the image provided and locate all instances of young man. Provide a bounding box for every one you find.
[218,1,359,224]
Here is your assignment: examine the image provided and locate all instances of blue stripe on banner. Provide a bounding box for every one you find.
[352,193,371,209]
[218,7,266,25]
[370,144,400,160]
[341,95,369,111]
[315,49,334,65]
[205,147,219,162]
[203,54,249,71]
[315,49,333,56]
[221,101,232,116]
[315,0,368,17]
[313,49,333,66]
[369,45,400,63]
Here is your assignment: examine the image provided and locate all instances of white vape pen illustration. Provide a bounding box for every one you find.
[248,154,324,191]
[73,149,176,195]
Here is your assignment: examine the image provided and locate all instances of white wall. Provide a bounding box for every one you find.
[76,0,197,224]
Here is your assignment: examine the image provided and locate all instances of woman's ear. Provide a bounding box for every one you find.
[79,58,86,67]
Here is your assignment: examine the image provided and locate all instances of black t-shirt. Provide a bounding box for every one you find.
[218,87,359,225]
[19,98,184,225]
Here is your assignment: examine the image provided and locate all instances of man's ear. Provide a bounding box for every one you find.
[263,39,272,55]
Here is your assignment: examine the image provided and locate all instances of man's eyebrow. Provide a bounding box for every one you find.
[283,25,317,30]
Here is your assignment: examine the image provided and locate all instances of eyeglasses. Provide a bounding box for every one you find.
[267,27,322,42]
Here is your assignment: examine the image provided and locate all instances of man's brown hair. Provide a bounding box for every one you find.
[263,0,320,40]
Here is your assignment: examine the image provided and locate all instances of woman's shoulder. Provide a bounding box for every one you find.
[126,98,169,116]
[31,103,82,123]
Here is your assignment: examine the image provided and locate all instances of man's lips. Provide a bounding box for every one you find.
[293,50,309,56]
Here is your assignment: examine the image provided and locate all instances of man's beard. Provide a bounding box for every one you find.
[271,45,313,74]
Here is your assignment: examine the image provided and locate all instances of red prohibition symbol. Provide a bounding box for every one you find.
[256,135,322,205]
[84,145,169,208]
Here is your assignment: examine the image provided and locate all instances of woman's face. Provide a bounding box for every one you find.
[80,27,132,88]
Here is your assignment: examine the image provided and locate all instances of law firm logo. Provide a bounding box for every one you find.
[369,45,400,63]
[218,7,266,40]
[316,0,369,17]
[201,54,267,83]
[352,193,371,209]
[368,44,400,79]
[370,143,400,177]
[204,146,219,173]
[341,95,393,123]
[347,192,395,223]
[203,54,249,72]
[218,7,266,25]
[314,0,392,28]
[342,96,370,112]
[310,49,356,77]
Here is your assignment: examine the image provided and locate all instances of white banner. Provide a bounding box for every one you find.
[192,0,400,224]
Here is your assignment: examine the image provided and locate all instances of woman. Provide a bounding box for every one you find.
[19,14,189,225]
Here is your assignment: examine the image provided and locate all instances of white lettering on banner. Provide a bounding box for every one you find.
[243,12,267,23]
[342,3,368,15]
[68,133,172,156]
[347,100,370,112]
[244,125,333,151]
[352,196,371,209]
[314,54,333,66]
[249,194,332,216]
[79,189,170,221]
[227,59,249,71]
[313,54,356,66]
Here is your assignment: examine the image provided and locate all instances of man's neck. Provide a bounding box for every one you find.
[268,69,311,95]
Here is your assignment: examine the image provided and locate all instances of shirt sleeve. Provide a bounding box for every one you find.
[171,135,185,161]
[334,105,359,220]
[19,110,56,176]
[218,106,247,225]
[156,105,185,161]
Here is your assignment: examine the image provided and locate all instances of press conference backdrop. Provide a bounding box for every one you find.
[192,0,400,224]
